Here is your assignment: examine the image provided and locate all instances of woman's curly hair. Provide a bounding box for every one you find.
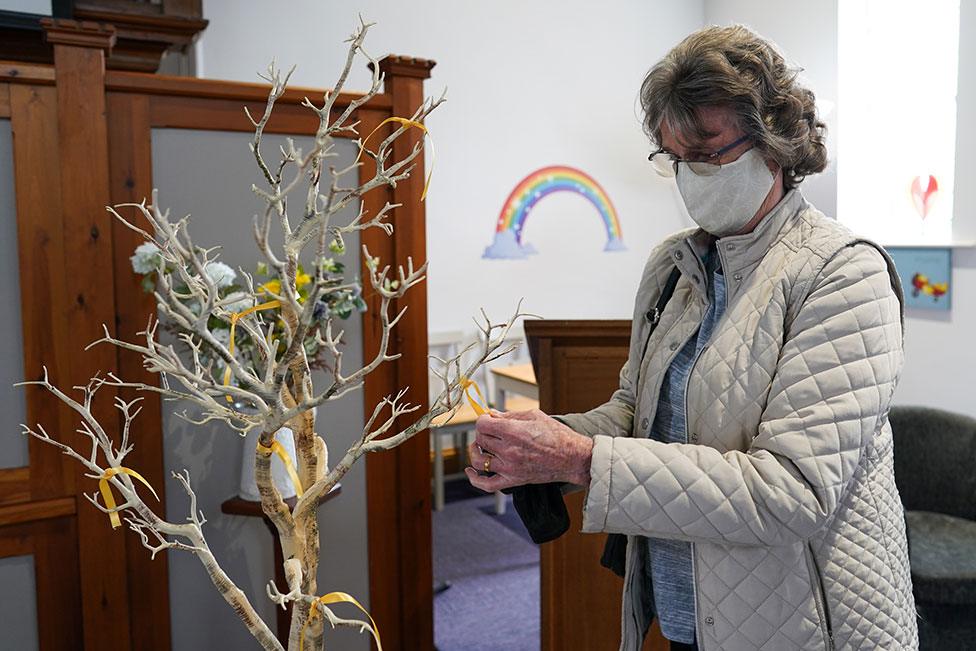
[640,25,827,188]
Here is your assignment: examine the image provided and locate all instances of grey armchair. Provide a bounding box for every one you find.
[889,405,976,650]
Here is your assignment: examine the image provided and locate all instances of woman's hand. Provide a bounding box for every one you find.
[464,409,594,492]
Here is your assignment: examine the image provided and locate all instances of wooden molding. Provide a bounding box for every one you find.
[0,496,76,527]
[0,10,52,66]
[106,68,393,109]
[373,54,437,80]
[5,3,205,73]
[41,17,116,51]
[73,4,208,44]
[525,319,632,339]
[0,60,55,84]
[73,3,208,72]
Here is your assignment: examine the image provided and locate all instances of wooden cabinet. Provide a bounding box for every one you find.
[526,320,667,651]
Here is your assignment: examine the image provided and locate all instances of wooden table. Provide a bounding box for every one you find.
[221,485,342,645]
[490,363,538,406]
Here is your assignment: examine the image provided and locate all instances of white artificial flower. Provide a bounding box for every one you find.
[130,242,162,274]
[205,261,237,289]
[222,292,253,313]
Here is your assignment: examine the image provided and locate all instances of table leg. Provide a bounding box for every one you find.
[494,490,507,515]
[264,519,291,645]
[433,431,445,511]
[493,385,507,515]
[493,382,505,413]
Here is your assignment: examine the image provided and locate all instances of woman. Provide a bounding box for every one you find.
[465,25,917,651]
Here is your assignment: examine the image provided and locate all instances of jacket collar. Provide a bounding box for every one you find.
[669,189,806,297]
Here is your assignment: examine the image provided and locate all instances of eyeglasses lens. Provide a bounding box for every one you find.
[685,161,723,177]
[650,153,677,177]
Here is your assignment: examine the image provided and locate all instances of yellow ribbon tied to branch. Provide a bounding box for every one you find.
[223,300,281,403]
[460,376,489,416]
[256,439,304,498]
[300,591,382,651]
[98,467,160,529]
[355,116,435,200]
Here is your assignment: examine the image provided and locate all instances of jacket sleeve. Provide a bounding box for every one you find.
[581,244,904,546]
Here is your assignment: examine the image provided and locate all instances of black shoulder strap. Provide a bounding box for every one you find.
[649,266,682,328]
[639,266,681,360]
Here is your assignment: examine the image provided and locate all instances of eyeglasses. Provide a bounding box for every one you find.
[648,134,752,177]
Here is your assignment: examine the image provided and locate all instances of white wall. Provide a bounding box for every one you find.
[0,0,51,13]
[198,0,704,338]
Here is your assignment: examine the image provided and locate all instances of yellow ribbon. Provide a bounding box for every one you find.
[223,300,281,402]
[98,467,160,529]
[300,591,381,651]
[460,376,489,416]
[356,116,435,200]
[256,439,304,498]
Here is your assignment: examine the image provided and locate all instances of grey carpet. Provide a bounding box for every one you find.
[433,491,540,651]
[477,502,535,544]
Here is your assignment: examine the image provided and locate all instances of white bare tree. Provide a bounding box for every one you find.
[17,19,522,651]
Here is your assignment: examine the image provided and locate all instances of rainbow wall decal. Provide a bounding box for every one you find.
[483,165,625,259]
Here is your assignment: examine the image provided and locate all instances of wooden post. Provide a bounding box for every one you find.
[106,90,172,651]
[41,18,134,651]
[363,55,436,651]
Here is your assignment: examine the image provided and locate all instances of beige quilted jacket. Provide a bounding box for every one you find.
[558,190,917,650]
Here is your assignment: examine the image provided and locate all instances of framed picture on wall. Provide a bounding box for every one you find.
[886,247,952,311]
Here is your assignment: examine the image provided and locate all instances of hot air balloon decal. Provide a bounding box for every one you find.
[910,175,939,219]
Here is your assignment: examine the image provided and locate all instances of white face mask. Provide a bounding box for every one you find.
[675,148,775,237]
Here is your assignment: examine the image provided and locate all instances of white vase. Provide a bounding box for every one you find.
[239,427,299,501]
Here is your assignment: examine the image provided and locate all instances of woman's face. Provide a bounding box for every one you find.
[661,105,783,235]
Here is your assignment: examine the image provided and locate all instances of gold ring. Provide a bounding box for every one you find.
[484,455,492,474]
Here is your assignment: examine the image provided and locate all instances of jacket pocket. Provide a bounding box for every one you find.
[805,544,835,650]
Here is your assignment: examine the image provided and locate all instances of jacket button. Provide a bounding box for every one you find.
[645,309,656,322]
[640,418,649,430]
[669,341,679,351]
[705,616,714,625]
[690,433,699,443]
[692,274,700,284]
[673,250,684,261]
[733,272,742,282]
